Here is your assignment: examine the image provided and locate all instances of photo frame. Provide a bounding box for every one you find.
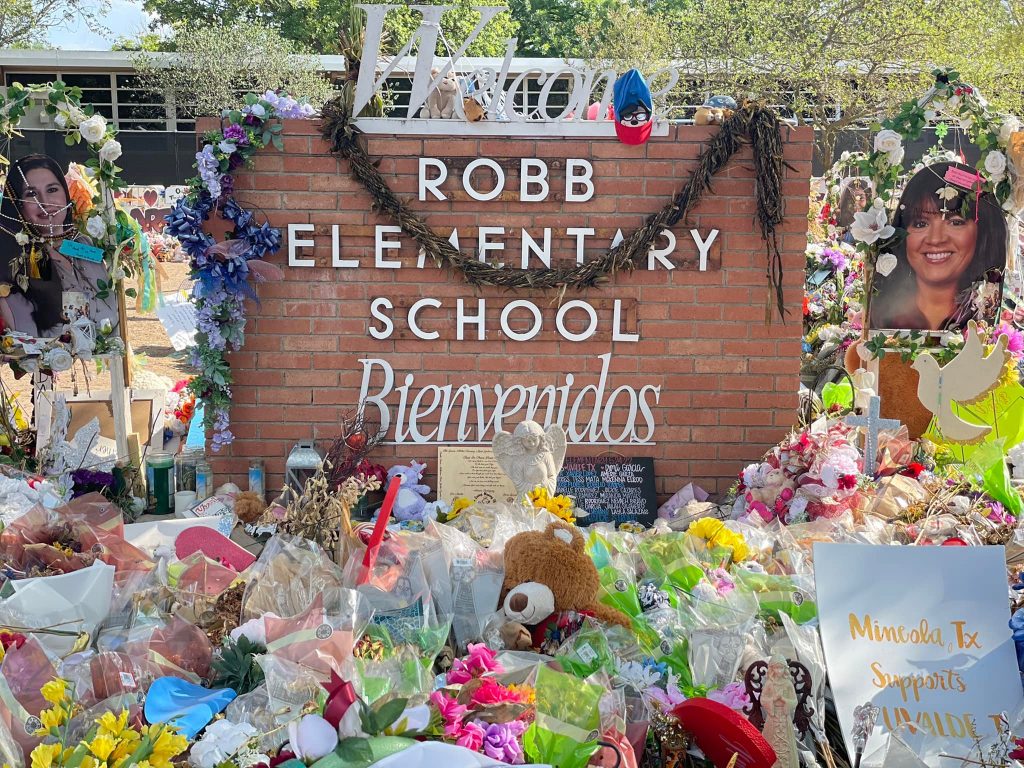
[34,387,166,460]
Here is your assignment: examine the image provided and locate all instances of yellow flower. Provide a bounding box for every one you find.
[146,726,187,768]
[40,679,69,706]
[29,743,61,768]
[87,734,116,762]
[446,497,474,521]
[97,710,129,738]
[37,706,66,734]
[687,518,750,563]
[110,731,141,763]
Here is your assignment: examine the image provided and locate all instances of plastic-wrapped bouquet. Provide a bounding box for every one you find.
[733,421,865,524]
[802,239,864,381]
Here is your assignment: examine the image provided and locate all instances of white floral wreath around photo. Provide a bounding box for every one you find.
[849,68,1024,328]
[0,80,142,373]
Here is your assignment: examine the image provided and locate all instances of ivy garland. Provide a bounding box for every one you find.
[850,68,1024,327]
[167,92,310,449]
[319,96,789,316]
[0,80,143,370]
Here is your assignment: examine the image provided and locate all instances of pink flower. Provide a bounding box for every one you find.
[455,720,487,752]
[707,682,750,712]
[469,678,521,708]
[447,643,503,684]
[429,691,468,737]
[995,323,1024,354]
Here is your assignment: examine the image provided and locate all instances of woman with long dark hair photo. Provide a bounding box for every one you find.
[0,154,117,337]
[869,160,1007,331]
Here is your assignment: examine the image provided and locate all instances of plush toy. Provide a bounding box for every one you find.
[420,69,459,119]
[386,461,431,521]
[612,69,653,145]
[499,522,630,653]
[694,95,737,126]
[744,468,796,513]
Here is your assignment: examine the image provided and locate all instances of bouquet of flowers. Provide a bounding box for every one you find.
[733,421,865,524]
[164,379,196,439]
[802,239,864,381]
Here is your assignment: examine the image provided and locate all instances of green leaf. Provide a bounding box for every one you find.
[335,738,374,764]
[272,135,284,151]
[125,288,136,298]
[371,698,408,732]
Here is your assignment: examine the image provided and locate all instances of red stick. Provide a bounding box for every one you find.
[359,475,401,585]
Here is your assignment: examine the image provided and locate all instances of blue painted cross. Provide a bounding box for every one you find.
[845,395,900,477]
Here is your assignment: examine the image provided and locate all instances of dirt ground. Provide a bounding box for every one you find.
[0,261,193,418]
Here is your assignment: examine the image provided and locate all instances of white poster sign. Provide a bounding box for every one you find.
[813,544,1023,766]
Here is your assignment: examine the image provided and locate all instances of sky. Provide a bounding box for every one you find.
[46,0,152,50]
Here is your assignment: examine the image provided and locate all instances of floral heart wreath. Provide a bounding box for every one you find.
[0,80,142,373]
[847,68,1024,325]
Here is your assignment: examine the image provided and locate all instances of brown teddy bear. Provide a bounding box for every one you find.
[498,522,630,654]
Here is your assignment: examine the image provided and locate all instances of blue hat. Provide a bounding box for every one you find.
[613,69,653,145]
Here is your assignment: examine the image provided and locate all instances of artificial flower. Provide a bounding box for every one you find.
[383,704,431,735]
[1000,117,1021,146]
[886,146,904,166]
[455,720,486,752]
[687,517,750,562]
[223,124,248,143]
[85,214,106,240]
[616,659,663,689]
[707,682,750,712]
[873,129,902,155]
[875,252,897,277]
[218,140,237,155]
[995,323,1024,354]
[287,714,338,762]
[54,113,68,129]
[446,496,475,521]
[849,205,895,245]
[14,230,28,246]
[480,720,527,763]
[468,678,523,707]
[98,139,122,164]
[447,642,502,684]
[41,347,73,372]
[985,150,1008,181]
[430,690,469,737]
[78,114,107,144]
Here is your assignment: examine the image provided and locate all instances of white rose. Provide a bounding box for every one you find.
[875,252,898,277]
[78,114,106,144]
[999,116,1021,146]
[98,139,121,163]
[15,231,28,246]
[69,106,86,124]
[86,215,106,240]
[54,113,67,129]
[98,317,113,334]
[873,129,902,155]
[886,146,905,167]
[985,150,1008,180]
[42,347,74,372]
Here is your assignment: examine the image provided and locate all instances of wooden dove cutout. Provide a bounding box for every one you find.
[911,320,1009,443]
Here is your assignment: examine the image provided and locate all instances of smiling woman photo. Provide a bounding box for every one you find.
[869,160,1007,331]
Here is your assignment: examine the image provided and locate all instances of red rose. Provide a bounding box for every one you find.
[898,462,925,478]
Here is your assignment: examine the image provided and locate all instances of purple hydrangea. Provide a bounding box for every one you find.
[196,145,222,199]
[821,247,848,272]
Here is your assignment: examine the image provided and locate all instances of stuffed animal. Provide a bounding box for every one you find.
[499,522,631,653]
[386,461,431,521]
[694,95,737,126]
[420,69,459,119]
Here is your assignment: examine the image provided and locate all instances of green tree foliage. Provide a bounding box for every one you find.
[0,0,108,48]
[375,0,516,56]
[506,0,618,57]
[132,21,335,116]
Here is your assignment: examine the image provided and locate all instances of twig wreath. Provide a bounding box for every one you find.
[318,95,789,319]
[0,80,141,372]
[849,67,1024,331]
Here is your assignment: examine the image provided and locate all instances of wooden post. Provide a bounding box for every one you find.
[97,177,134,463]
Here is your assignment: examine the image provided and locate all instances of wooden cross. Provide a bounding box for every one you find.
[845,395,900,477]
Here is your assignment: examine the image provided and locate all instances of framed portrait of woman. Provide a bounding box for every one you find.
[836,177,873,229]
[868,160,1007,332]
[0,153,118,338]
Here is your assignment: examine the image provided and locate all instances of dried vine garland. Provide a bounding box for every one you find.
[320,98,789,319]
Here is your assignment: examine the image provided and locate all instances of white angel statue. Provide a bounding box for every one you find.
[492,421,567,499]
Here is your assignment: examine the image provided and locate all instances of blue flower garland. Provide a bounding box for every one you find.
[166,91,309,450]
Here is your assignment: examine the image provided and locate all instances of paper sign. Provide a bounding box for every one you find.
[155,291,198,351]
[436,446,517,504]
[813,544,1024,767]
[944,166,982,190]
[59,239,105,263]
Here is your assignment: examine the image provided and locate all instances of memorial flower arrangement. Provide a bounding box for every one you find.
[167,90,315,449]
[802,238,864,380]
[733,420,866,523]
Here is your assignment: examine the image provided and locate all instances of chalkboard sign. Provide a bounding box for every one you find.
[556,456,658,526]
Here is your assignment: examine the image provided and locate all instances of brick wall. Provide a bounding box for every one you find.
[205,118,813,500]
